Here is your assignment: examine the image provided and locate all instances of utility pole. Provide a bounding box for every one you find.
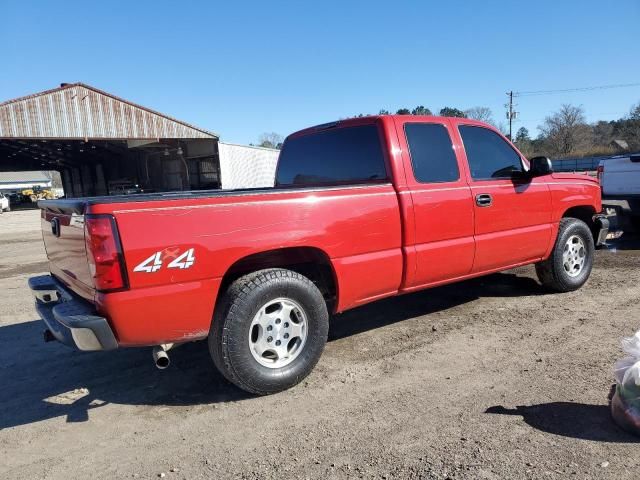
[505,91,518,140]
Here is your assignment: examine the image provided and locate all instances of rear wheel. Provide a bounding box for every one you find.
[535,218,594,292]
[209,268,329,395]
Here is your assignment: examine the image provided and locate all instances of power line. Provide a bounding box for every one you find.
[515,82,640,97]
[506,83,639,132]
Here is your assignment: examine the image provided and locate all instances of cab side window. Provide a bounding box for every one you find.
[404,123,459,183]
[459,125,523,180]
[276,125,388,187]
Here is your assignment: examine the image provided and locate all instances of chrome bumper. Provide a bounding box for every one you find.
[28,275,118,351]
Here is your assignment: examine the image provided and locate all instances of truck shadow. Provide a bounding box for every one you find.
[0,326,249,430]
[329,271,545,341]
[0,271,546,430]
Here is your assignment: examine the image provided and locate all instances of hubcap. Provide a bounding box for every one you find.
[562,235,586,277]
[248,298,307,368]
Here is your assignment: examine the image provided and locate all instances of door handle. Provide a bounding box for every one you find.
[476,193,492,207]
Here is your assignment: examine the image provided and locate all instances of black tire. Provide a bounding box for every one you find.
[535,218,595,292]
[209,268,329,395]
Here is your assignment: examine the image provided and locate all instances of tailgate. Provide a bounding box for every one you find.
[40,201,95,301]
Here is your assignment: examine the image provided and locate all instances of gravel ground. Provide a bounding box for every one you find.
[1,209,639,480]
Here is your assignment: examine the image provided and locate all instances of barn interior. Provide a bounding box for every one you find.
[0,83,220,198]
[0,138,219,197]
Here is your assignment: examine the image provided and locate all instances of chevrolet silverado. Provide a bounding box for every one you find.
[30,115,608,394]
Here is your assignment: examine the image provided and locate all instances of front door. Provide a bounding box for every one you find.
[455,124,553,273]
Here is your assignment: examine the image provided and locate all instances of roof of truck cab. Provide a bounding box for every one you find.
[285,115,495,140]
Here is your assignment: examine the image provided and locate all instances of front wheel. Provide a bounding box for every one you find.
[209,268,329,395]
[535,218,595,292]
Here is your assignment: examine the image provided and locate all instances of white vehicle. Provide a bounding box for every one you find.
[0,192,10,213]
[598,154,640,228]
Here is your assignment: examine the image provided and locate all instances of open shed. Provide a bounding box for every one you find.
[0,83,220,197]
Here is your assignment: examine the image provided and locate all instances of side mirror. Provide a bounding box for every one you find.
[529,156,553,177]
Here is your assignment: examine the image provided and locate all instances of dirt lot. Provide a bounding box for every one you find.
[1,209,639,480]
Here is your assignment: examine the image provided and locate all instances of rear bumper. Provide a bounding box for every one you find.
[603,197,640,218]
[28,275,118,351]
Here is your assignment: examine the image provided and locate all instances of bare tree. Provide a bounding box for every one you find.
[464,106,494,125]
[258,132,284,149]
[630,101,640,121]
[592,121,614,147]
[538,104,592,156]
[621,101,640,150]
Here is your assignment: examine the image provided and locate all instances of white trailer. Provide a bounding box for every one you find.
[218,142,279,190]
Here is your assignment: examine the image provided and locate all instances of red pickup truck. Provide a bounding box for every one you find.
[30,115,608,394]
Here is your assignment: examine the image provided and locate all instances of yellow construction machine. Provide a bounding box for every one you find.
[20,186,56,203]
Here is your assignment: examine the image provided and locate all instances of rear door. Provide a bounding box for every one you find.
[455,123,552,272]
[395,117,475,289]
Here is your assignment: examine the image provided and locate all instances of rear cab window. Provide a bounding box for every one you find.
[404,123,459,183]
[458,125,524,180]
[276,124,388,187]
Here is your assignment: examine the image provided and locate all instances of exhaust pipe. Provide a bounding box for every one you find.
[152,344,174,370]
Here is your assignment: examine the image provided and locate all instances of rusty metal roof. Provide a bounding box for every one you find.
[0,83,217,140]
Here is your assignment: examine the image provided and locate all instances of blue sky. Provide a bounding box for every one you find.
[2,0,639,144]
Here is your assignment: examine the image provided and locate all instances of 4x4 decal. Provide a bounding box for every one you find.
[133,247,195,273]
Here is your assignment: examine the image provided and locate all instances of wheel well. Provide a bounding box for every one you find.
[562,205,597,236]
[219,247,337,310]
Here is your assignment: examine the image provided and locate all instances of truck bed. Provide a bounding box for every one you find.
[39,186,286,214]
[39,181,398,213]
[600,154,640,198]
[39,182,404,346]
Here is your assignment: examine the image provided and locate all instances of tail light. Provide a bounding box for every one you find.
[84,215,128,291]
[597,165,604,184]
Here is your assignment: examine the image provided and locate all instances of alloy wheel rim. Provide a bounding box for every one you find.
[248,297,308,368]
[562,235,586,277]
